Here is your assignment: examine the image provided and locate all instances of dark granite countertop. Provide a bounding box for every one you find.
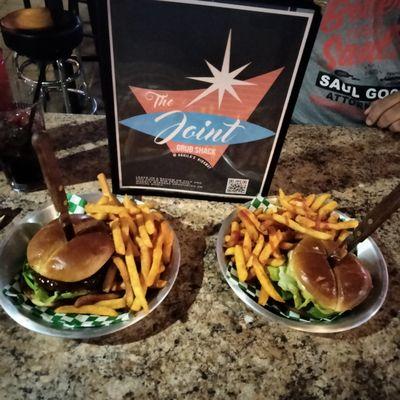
[0,115,399,400]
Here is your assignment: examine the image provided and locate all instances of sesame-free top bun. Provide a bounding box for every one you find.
[333,253,373,312]
[290,236,338,310]
[290,236,373,312]
[27,216,114,283]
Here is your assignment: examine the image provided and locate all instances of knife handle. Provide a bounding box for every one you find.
[346,182,400,251]
[31,131,75,241]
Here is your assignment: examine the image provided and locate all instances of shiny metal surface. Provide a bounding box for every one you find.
[0,193,181,339]
[216,207,389,333]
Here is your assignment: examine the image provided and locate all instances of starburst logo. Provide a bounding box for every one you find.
[120,30,284,167]
[187,30,254,107]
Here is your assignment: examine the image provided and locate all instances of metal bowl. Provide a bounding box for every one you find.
[0,193,181,339]
[216,206,389,333]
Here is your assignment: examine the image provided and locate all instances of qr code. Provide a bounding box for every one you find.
[225,178,249,194]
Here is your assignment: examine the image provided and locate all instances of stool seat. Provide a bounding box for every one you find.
[0,7,95,114]
[0,8,53,31]
[0,8,82,61]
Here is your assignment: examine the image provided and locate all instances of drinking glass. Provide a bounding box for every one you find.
[0,102,45,192]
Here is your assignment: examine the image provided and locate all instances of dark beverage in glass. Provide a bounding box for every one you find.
[0,103,45,192]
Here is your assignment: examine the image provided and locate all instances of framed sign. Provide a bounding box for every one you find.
[96,0,320,201]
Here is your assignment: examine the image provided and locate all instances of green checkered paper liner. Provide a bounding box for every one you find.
[247,194,273,212]
[66,193,87,214]
[225,195,340,323]
[3,194,130,330]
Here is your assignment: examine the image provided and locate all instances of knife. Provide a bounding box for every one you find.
[346,182,400,252]
[31,131,75,241]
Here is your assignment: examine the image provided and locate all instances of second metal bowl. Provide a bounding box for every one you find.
[216,206,389,333]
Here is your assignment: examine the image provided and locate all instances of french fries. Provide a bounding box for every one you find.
[74,293,120,307]
[152,279,167,289]
[126,241,148,311]
[55,173,174,318]
[144,213,156,235]
[258,287,269,306]
[95,297,127,309]
[136,214,153,248]
[224,189,359,306]
[242,231,252,261]
[234,245,247,282]
[131,275,147,312]
[272,214,333,240]
[55,305,118,317]
[135,236,151,278]
[146,233,164,287]
[237,209,259,241]
[123,194,141,214]
[253,258,284,302]
[110,219,126,255]
[113,256,134,306]
[97,173,120,206]
[102,264,117,293]
[253,234,265,257]
[161,221,174,264]
[85,204,127,215]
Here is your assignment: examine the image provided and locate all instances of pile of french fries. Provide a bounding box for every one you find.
[55,173,174,317]
[224,189,359,307]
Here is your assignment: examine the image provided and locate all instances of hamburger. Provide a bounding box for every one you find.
[22,215,115,307]
[270,236,372,317]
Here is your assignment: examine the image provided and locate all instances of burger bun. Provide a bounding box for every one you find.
[27,215,114,283]
[290,236,372,312]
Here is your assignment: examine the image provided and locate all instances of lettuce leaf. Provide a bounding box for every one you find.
[22,263,88,307]
[267,266,292,300]
[266,260,340,320]
[276,265,309,309]
[307,304,338,318]
[267,266,280,282]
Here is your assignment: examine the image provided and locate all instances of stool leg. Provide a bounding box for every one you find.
[33,63,46,104]
[13,52,19,77]
[56,59,72,114]
[27,62,46,134]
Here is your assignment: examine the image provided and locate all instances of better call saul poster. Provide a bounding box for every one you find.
[98,0,320,201]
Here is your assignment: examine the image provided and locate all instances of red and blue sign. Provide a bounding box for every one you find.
[120,31,282,167]
[102,0,319,199]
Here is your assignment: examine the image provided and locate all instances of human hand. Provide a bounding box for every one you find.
[365,92,400,133]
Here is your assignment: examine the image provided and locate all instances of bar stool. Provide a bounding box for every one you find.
[0,7,96,113]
